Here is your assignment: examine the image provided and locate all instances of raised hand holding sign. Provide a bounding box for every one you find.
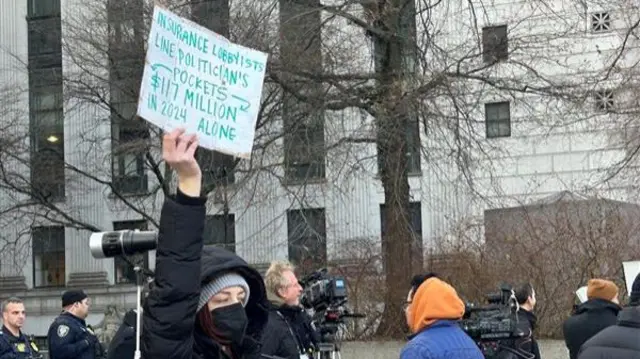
[163,128,201,196]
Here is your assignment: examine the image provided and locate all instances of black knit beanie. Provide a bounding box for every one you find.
[62,290,88,307]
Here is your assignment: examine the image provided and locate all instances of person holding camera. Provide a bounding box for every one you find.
[0,297,42,359]
[47,290,105,359]
[261,261,320,359]
[141,128,269,359]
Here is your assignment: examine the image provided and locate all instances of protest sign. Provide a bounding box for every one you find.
[138,6,268,158]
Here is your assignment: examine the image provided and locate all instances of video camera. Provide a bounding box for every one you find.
[460,283,528,359]
[300,269,347,311]
[299,269,365,347]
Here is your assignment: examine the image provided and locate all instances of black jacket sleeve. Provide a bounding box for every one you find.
[141,194,206,359]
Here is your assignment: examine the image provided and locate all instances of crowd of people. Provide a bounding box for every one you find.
[1,129,640,359]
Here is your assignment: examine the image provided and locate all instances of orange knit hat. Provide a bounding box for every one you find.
[587,279,619,301]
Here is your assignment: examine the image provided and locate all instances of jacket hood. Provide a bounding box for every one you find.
[575,298,621,315]
[200,246,268,335]
[407,277,465,333]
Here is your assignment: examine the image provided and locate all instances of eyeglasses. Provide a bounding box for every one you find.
[402,301,412,312]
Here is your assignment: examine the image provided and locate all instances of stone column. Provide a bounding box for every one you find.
[66,227,110,288]
[0,223,29,292]
[63,104,112,288]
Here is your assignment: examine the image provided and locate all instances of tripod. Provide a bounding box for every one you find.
[133,266,144,359]
[315,342,341,359]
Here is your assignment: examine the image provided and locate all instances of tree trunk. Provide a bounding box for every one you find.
[373,0,416,338]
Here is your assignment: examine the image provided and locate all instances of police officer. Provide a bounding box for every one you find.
[0,297,41,359]
[47,290,105,359]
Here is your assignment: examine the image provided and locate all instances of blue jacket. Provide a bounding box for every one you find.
[47,312,104,359]
[400,320,484,359]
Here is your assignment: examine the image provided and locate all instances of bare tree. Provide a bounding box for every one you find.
[3,0,639,337]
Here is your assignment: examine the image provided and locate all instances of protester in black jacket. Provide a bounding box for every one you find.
[141,129,268,359]
[577,273,640,359]
[563,279,621,359]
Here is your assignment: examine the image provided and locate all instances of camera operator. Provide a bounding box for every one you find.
[141,128,269,359]
[513,283,541,359]
[47,290,105,359]
[0,297,41,359]
[562,279,621,359]
[401,273,484,359]
[261,261,319,359]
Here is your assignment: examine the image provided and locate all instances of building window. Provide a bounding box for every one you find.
[594,89,615,111]
[32,226,65,288]
[280,0,326,183]
[287,208,327,275]
[198,150,236,191]
[28,5,64,201]
[204,214,236,252]
[28,0,61,18]
[28,17,62,56]
[111,98,148,194]
[113,220,149,284]
[591,12,611,33]
[282,96,326,181]
[485,101,511,138]
[380,202,423,270]
[108,0,147,195]
[482,25,508,63]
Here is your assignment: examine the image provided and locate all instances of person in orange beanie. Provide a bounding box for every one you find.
[400,273,483,359]
[562,278,621,359]
[578,272,640,359]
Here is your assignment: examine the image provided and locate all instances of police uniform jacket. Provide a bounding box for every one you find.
[47,312,103,359]
[0,326,40,359]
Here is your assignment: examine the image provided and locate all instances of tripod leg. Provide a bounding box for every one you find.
[134,266,143,359]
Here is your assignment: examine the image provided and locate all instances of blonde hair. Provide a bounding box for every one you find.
[265,260,295,296]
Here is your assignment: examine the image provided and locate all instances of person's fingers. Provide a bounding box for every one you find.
[185,136,199,158]
[164,127,184,142]
[172,127,186,137]
[163,128,185,156]
[162,135,176,159]
[175,133,191,154]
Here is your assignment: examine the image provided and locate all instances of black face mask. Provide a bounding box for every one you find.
[211,302,248,347]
